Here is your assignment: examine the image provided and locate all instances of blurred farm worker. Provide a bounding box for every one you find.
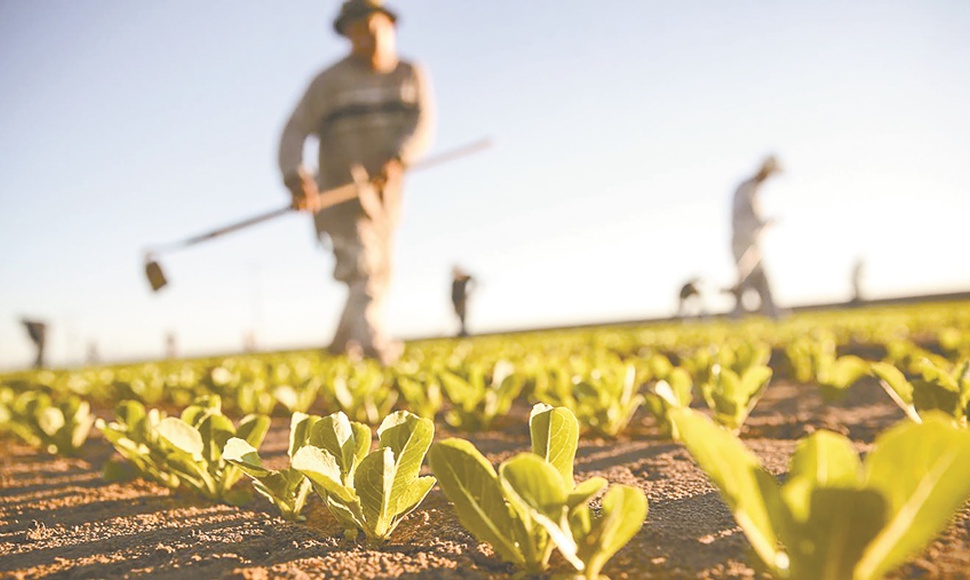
[451,266,476,337]
[677,277,705,318]
[851,257,866,304]
[165,332,178,359]
[278,0,434,365]
[21,318,48,369]
[729,155,782,319]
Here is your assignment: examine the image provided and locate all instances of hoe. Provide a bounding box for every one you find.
[144,139,491,292]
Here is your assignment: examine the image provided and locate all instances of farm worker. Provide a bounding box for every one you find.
[21,318,48,369]
[451,265,476,337]
[677,277,704,319]
[729,155,782,319]
[278,0,434,365]
[851,257,866,304]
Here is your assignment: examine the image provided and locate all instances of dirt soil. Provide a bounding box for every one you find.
[2,379,970,579]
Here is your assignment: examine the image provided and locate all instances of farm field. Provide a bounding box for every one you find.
[3,301,970,579]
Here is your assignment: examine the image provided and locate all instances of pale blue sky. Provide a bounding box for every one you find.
[2,1,969,368]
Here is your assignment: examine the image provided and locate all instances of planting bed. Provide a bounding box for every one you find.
[2,378,969,579]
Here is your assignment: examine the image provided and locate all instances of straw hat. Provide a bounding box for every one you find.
[333,0,398,35]
[759,155,782,175]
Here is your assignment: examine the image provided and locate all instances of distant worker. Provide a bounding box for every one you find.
[278,0,433,365]
[729,155,782,319]
[851,257,866,304]
[165,332,178,359]
[677,277,705,318]
[243,331,258,354]
[86,341,100,366]
[451,266,476,337]
[21,319,48,369]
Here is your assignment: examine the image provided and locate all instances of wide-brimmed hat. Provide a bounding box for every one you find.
[333,0,398,35]
[759,154,782,175]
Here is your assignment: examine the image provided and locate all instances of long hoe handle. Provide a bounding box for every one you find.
[150,138,492,254]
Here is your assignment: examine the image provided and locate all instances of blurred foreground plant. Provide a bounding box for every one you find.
[871,358,970,426]
[670,406,970,579]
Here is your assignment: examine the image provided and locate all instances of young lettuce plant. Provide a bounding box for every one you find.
[886,340,953,377]
[938,327,970,360]
[394,373,443,420]
[96,400,181,487]
[429,404,647,578]
[321,361,399,425]
[272,377,323,415]
[871,359,970,426]
[699,363,772,433]
[644,367,693,439]
[669,406,970,580]
[291,410,435,542]
[815,352,869,402]
[266,358,322,415]
[98,395,270,504]
[438,360,522,431]
[785,332,868,401]
[1,390,94,456]
[222,412,320,521]
[541,363,646,438]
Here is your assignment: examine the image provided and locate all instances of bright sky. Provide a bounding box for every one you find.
[2,1,969,369]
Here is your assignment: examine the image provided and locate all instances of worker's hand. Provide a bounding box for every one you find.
[357,180,384,221]
[376,157,405,191]
[365,157,404,224]
[347,163,383,221]
[285,168,321,213]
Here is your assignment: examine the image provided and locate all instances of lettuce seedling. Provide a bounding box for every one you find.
[871,359,970,426]
[886,340,953,376]
[223,411,321,521]
[438,360,522,431]
[569,482,649,580]
[235,379,278,416]
[430,404,647,578]
[266,359,322,415]
[96,400,181,487]
[272,377,323,415]
[670,406,970,580]
[292,410,436,542]
[938,327,970,359]
[1,390,94,456]
[699,363,772,433]
[98,395,270,504]
[644,367,693,439]
[785,332,868,400]
[394,373,443,420]
[321,360,399,425]
[548,364,646,438]
[815,353,869,401]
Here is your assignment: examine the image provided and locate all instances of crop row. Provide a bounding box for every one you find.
[3,330,968,455]
[7,389,970,580]
[2,302,970,578]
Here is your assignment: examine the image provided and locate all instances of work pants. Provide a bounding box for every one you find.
[317,184,401,365]
[732,240,779,319]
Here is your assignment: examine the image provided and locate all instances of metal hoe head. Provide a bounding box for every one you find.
[145,254,168,292]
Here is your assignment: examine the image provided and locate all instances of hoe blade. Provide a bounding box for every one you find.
[145,259,168,292]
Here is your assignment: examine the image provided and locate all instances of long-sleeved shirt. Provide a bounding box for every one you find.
[731,177,768,252]
[278,56,434,190]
